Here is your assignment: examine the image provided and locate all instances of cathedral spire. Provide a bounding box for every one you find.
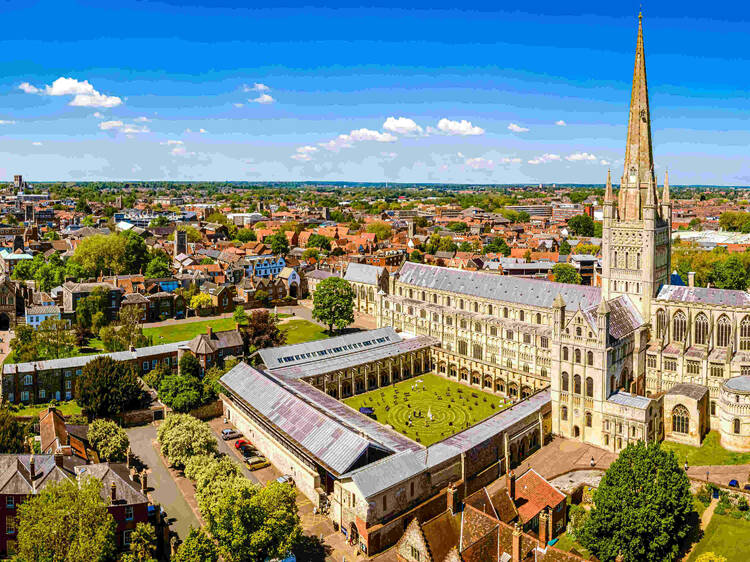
[621,13,657,220]
[605,169,614,201]
[662,169,671,204]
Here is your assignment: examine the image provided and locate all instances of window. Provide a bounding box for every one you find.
[472,344,482,360]
[474,323,481,333]
[585,377,594,398]
[39,389,45,400]
[717,315,732,347]
[410,482,414,497]
[711,400,716,416]
[473,302,479,313]
[664,359,677,372]
[540,337,549,348]
[125,505,133,521]
[574,349,581,363]
[695,313,709,345]
[585,412,592,427]
[710,364,724,378]
[20,392,29,402]
[6,515,15,535]
[142,361,149,372]
[647,354,656,368]
[506,329,514,340]
[490,326,497,337]
[460,319,467,329]
[382,495,387,511]
[123,530,133,547]
[741,317,750,350]
[673,311,687,342]
[672,405,689,434]
[656,309,667,339]
[734,418,741,435]
[536,313,542,324]
[23,375,32,386]
[6,496,14,509]
[458,340,468,355]
[574,375,582,395]
[410,545,421,560]
[503,307,508,318]
[519,311,524,322]
[523,333,531,344]
[562,347,569,361]
[687,361,700,375]
[561,406,568,421]
[561,372,569,392]
[587,351,594,366]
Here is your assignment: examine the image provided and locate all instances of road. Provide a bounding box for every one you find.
[126,424,200,540]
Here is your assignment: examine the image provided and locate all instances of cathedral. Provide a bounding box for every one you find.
[378,14,750,453]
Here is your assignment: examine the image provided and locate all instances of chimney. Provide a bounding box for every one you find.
[126,446,132,469]
[446,482,459,514]
[29,455,35,478]
[110,481,117,502]
[507,470,516,500]
[54,452,63,468]
[538,508,550,547]
[207,326,213,338]
[140,471,148,493]
[688,271,696,288]
[512,523,522,562]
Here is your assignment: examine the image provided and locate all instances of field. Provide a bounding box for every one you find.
[12,401,82,418]
[343,373,511,446]
[688,512,750,561]
[280,319,329,345]
[661,431,750,466]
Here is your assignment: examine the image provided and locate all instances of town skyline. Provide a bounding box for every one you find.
[1,2,749,184]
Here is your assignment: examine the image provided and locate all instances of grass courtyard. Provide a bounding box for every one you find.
[280,319,329,345]
[343,373,511,446]
[688,512,750,562]
[661,431,750,466]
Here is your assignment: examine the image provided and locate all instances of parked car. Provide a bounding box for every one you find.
[729,479,740,488]
[246,456,271,471]
[234,439,251,450]
[744,484,750,492]
[239,444,258,458]
[276,475,295,487]
[221,429,242,440]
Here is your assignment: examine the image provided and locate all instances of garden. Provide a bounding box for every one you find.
[343,373,511,446]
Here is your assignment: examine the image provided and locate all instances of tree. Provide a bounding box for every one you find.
[694,554,727,562]
[157,413,217,469]
[34,317,76,359]
[266,232,290,256]
[235,228,256,243]
[75,287,109,333]
[149,215,170,228]
[710,255,748,290]
[0,407,24,453]
[179,353,202,379]
[553,263,582,285]
[121,522,157,562]
[169,225,202,243]
[201,479,302,562]
[409,250,423,263]
[306,233,331,251]
[76,356,143,420]
[365,220,393,241]
[143,360,172,390]
[16,477,116,562]
[688,218,702,231]
[159,374,204,413]
[567,214,595,237]
[559,240,572,255]
[580,441,695,562]
[312,277,355,334]
[88,419,130,462]
[239,310,287,359]
[144,252,172,278]
[9,324,39,362]
[446,221,469,233]
[190,293,213,310]
[172,528,219,562]
[233,306,248,326]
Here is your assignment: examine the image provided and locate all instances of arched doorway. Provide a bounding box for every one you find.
[289,283,298,298]
[573,426,580,438]
[0,313,9,331]
[349,522,359,545]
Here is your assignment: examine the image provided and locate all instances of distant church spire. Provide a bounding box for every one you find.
[662,169,671,204]
[605,169,614,202]
[620,13,658,220]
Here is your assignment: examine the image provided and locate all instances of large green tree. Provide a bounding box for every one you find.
[158,374,205,413]
[157,413,217,469]
[312,277,355,334]
[266,232,289,256]
[172,528,219,562]
[239,310,287,359]
[16,477,116,562]
[552,263,582,285]
[0,407,24,453]
[87,418,130,462]
[567,214,595,237]
[76,357,144,420]
[580,441,696,562]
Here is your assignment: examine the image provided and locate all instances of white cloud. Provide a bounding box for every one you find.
[528,153,561,165]
[99,120,124,130]
[465,157,495,170]
[134,116,151,122]
[93,112,104,119]
[18,82,40,94]
[199,128,207,134]
[250,93,275,104]
[556,120,567,126]
[318,128,396,152]
[32,142,43,146]
[171,145,195,157]
[291,145,318,162]
[161,140,184,146]
[233,103,244,108]
[99,120,149,134]
[0,120,16,125]
[383,116,423,136]
[565,152,598,162]
[244,83,270,92]
[507,123,529,133]
[600,159,611,166]
[20,77,122,108]
[437,118,484,136]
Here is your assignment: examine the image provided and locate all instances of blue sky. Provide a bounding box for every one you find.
[1,0,749,184]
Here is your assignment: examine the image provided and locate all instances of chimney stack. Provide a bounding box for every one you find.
[446,482,459,515]
[538,508,550,547]
[688,271,696,288]
[507,470,516,500]
[207,326,213,338]
[110,481,117,502]
[29,454,35,478]
[140,471,148,494]
[512,523,522,562]
[54,452,63,468]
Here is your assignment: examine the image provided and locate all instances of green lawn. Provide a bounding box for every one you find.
[11,401,83,418]
[281,319,329,345]
[143,317,240,344]
[343,373,511,446]
[661,431,750,466]
[552,533,592,560]
[689,512,750,561]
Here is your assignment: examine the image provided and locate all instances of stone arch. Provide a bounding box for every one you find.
[717,315,732,348]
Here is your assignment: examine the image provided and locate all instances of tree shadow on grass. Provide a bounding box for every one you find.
[292,534,331,562]
[678,509,704,559]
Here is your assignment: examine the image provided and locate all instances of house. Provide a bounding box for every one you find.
[39,407,90,461]
[120,293,149,322]
[240,255,286,278]
[187,327,244,372]
[304,269,339,298]
[24,305,62,329]
[277,267,301,298]
[61,281,123,322]
[199,283,235,315]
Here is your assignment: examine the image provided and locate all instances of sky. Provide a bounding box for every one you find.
[1,0,749,185]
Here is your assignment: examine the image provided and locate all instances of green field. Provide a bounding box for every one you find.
[689,512,750,561]
[143,317,239,344]
[661,431,750,466]
[12,401,83,418]
[343,373,511,446]
[281,319,329,345]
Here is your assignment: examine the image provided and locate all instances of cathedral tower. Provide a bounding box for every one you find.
[601,14,671,320]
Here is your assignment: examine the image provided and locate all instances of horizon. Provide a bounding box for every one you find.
[1,1,749,185]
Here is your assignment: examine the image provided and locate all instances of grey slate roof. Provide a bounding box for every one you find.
[657,285,750,307]
[258,327,401,371]
[220,362,374,475]
[581,295,644,341]
[606,391,651,409]
[344,263,384,285]
[666,383,709,400]
[25,305,60,316]
[397,262,601,310]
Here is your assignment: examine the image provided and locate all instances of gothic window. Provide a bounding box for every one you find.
[636,253,641,269]
[585,412,592,427]
[460,319,467,329]
[587,351,594,366]
[458,340,468,355]
[472,344,482,360]
[695,313,709,345]
[459,299,464,310]
[563,347,569,361]
[574,374,582,395]
[734,418,741,435]
[741,317,750,351]
[421,291,426,301]
[474,323,481,333]
[672,405,689,434]
[432,294,438,304]
[473,302,479,313]
[506,358,512,368]
[625,252,629,268]
[576,327,582,337]
[419,309,426,319]
[561,372,569,392]
[711,401,716,416]
[613,251,618,267]
[585,376,594,397]
[446,296,451,307]
[717,315,732,348]
[488,305,493,315]
[519,311,525,322]
[490,326,497,337]
[574,349,581,363]
[561,406,568,421]
[540,337,549,348]
[673,311,687,342]
[656,309,667,339]
[536,313,542,324]
[503,307,508,318]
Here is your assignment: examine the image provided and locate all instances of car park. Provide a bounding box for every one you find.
[246,456,271,471]
[239,444,258,458]
[221,429,242,440]
[234,439,250,450]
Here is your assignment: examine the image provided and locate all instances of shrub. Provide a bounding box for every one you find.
[88,419,129,462]
[157,414,217,469]
[730,509,743,519]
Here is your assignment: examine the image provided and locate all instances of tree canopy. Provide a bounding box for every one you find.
[240,310,287,359]
[365,220,393,241]
[172,528,220,562]
[312,277,355,334]
[0,407,24,454]
[88,419,130,462]
[157,413,217,469]
[580,441,696,562]
[567,214,595,237]
[266,232,289,256]
[76,356,144,420]
[552,263,582,285]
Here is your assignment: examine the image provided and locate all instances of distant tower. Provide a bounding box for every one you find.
[407,220,416,238]
[13,175,23,189]
[24,204,34,223]
[322,207,331,221]
[174,229,188,257]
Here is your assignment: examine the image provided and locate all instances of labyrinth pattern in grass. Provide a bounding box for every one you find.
[343,373,510,446]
